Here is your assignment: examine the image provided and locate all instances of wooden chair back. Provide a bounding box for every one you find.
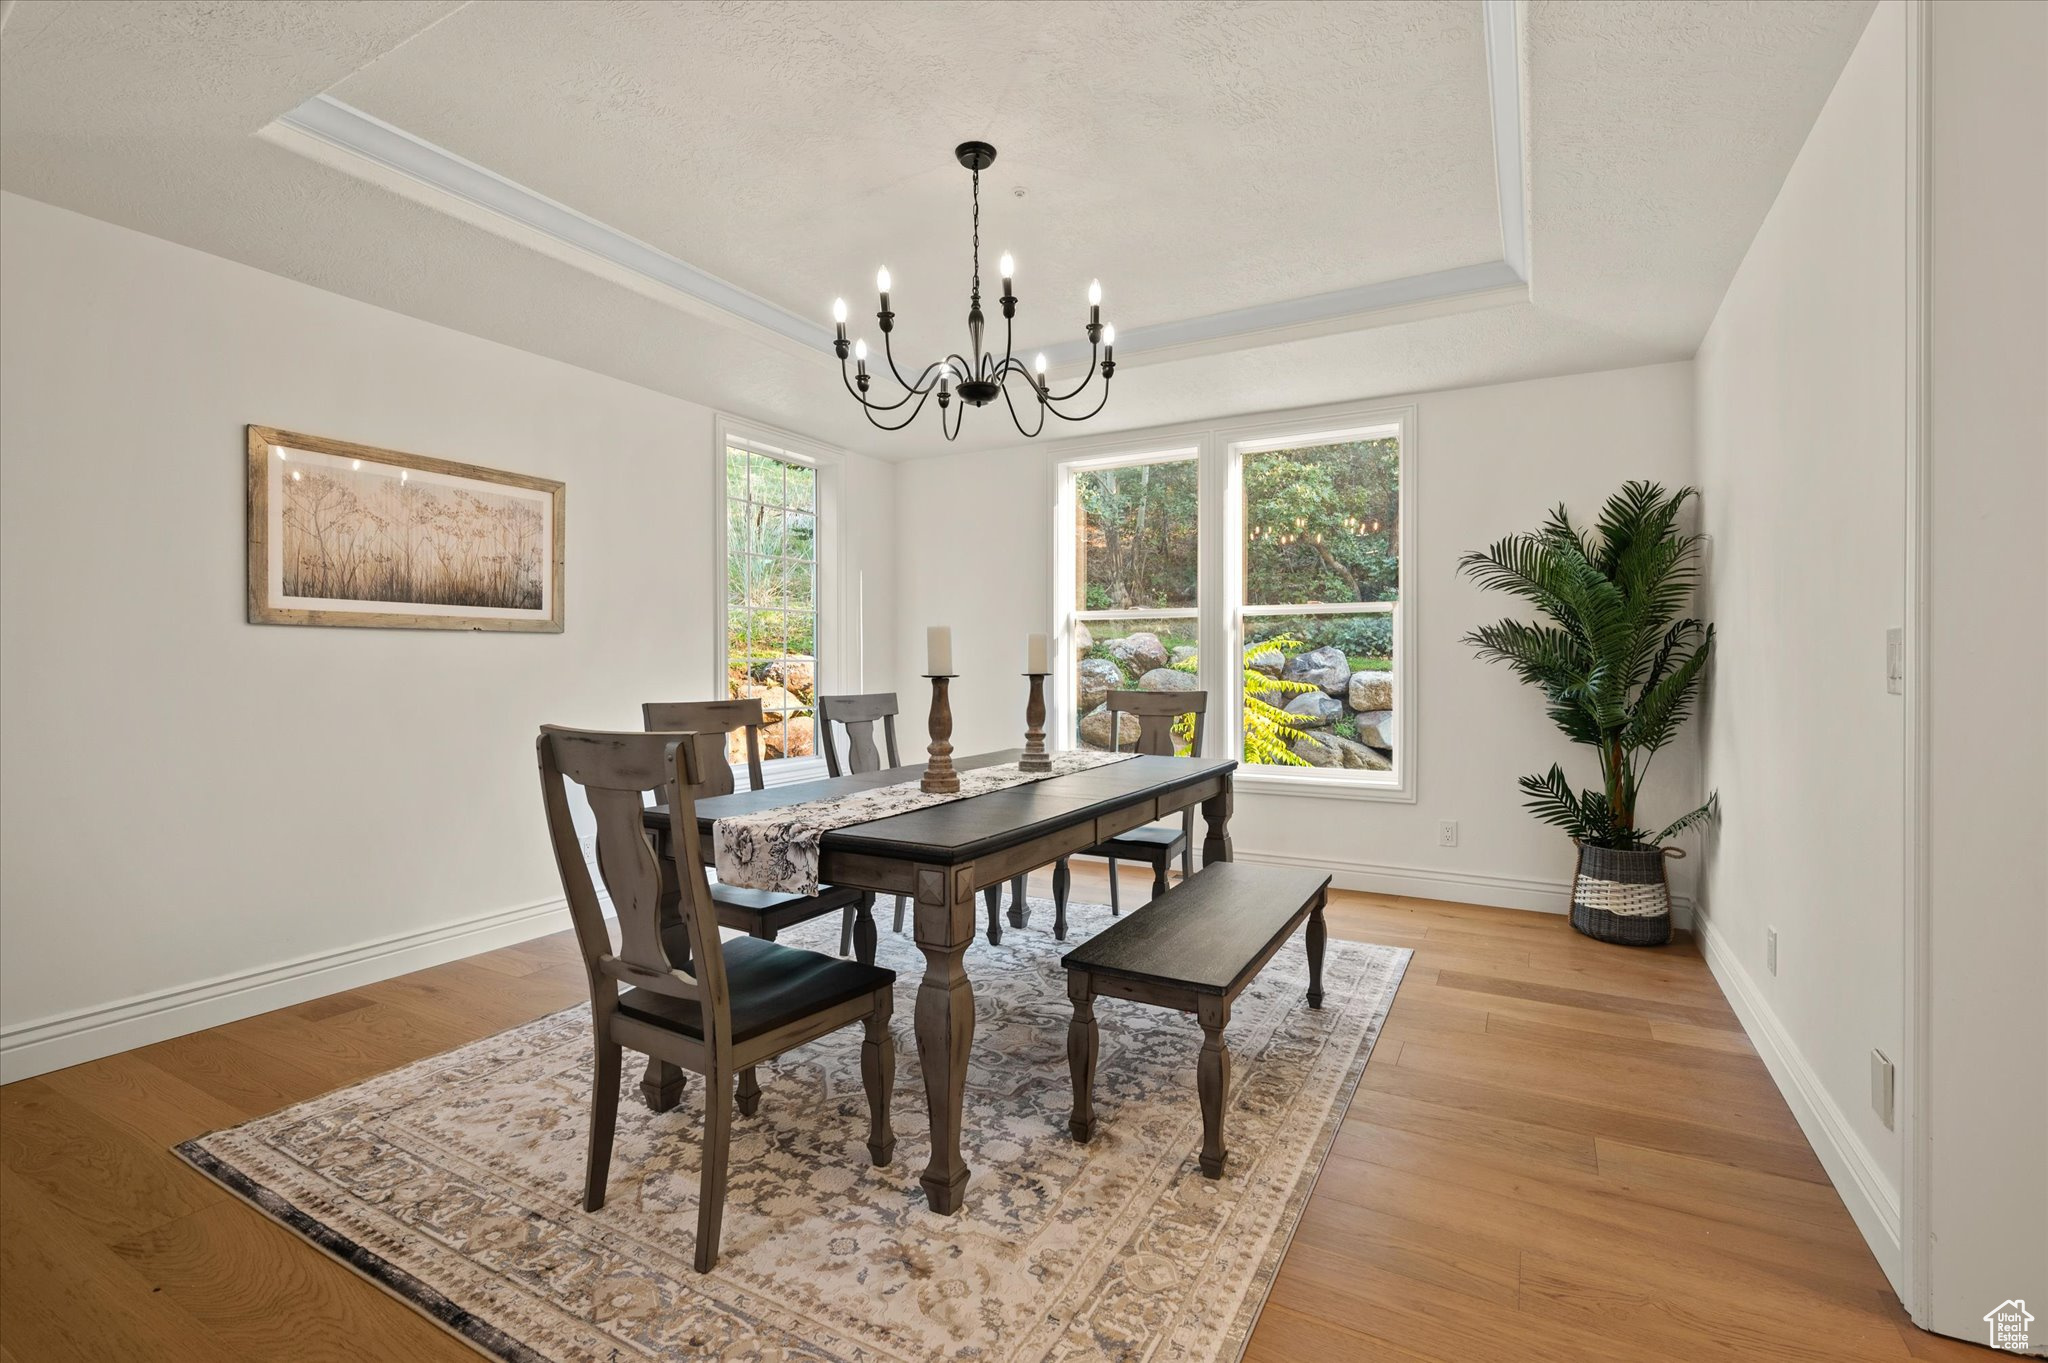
[1105,689,1208,757]
[537,726,732,1043]
[816,692,902,777]
[642,699,766,794]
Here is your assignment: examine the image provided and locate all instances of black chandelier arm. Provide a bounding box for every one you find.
[1041,343,1105,403]
[942,394,965,442]
[1045,372,1115,423]
[997,369,1048,439]
[857,384,941,432]
[879,324,933,394]
[840,357,922,412]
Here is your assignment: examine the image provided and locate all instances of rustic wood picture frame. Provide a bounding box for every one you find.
[246,426,566,633]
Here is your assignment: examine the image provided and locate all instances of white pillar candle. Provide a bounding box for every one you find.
[1027,632,1050,673]
[927,625,953,675]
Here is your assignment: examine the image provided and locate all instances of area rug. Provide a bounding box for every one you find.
[177,898,1409,1363]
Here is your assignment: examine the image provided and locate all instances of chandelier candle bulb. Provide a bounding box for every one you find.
[926,625,953,677]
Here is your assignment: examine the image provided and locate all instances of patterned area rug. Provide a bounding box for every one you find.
[178,898,1408,1363]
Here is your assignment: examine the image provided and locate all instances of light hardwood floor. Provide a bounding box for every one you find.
[0,867,1989,1362]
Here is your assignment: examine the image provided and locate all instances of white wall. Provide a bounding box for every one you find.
[1693,0,1908,1280]
[1922,0,2048,1340]
[0,192,895,1079]
[895,361,1704,915]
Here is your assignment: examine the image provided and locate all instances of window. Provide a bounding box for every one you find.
[723,440,818,764]
[1057,450,1201,753]
[1051,408,1410,797]
[1229,422,1403,787]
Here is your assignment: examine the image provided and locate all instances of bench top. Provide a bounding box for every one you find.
[1060,862,1332,996]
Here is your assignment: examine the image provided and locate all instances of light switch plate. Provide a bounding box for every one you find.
[1766,928,1779,976]
[1871,1049,1895,1129]
[1886,627,1904,694]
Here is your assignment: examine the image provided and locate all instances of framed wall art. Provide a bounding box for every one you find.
[246,426,564,632]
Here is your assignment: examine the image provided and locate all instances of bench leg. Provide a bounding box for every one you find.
[983,884,1003,945]
[1007,873,1028,929]
[1066,971,1098,1143]
[1052,859,1071,941]
[1197,995,1232,1178]
[1307,892,1327,1009]
[892,893,908,933]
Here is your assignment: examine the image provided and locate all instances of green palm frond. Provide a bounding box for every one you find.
[1465,482,1719,849]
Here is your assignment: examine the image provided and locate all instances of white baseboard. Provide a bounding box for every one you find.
[1693,910,1905,1291]
[1228,846,1695,929]
[0,894,587,1084]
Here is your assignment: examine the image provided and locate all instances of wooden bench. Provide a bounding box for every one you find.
[1059,861,1332,1178]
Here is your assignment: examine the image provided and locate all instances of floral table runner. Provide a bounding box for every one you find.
[713,750,1139,895]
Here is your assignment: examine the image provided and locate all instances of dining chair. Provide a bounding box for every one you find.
[817,692,911,936]
[536,725,895,1273]
[642,699,877,967]
[1052,689,1208,936]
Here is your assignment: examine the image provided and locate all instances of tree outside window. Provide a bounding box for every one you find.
[1236,433,1400,775]
[724,445,817,762]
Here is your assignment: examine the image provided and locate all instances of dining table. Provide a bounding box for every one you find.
[647,747,1238,1214]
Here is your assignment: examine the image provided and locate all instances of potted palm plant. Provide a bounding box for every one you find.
[1460,481,1718,946]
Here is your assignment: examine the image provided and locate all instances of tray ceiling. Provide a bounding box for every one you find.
[0,0,1875,458]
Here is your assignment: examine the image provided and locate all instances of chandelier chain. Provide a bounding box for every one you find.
[970,167,981,306]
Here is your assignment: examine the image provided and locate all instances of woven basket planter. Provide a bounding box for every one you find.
[1570,842,1680,947]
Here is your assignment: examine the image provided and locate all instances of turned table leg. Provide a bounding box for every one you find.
[1201,779,1235,866]
[915,865,976,1214]
[1196,994,1232,1179]
[640,1056,686,1112]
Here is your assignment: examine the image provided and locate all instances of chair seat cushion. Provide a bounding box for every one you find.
[1082,823,1188,858]
[619,935,893,1043]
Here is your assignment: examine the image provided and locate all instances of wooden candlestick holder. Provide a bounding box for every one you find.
[921,674,961,794]
[1019,672,1052,771]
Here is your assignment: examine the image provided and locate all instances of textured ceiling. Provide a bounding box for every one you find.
[327,0,1502,344]
[0,0,1876,458]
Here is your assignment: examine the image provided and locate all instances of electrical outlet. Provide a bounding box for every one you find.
[1871,1050,1895,1128]
[1766,928,1779,976]
[1438,820,1459,848]
[579,834,599,863]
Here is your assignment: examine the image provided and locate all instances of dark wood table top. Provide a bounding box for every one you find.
[649,749,1236,866]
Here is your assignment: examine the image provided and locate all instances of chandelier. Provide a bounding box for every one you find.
[832,141,1114,440]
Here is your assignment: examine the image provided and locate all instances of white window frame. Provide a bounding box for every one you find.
[1051,445,1207,747]
[1221,407,1415,802]
[1047,404,1415,802]
[712,415,849,787]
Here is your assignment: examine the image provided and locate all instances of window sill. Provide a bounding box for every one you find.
[1232,770,1415,803]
